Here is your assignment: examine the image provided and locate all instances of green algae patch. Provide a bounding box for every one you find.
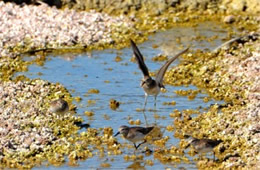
[165,49,247,104]
[0,56,31,81]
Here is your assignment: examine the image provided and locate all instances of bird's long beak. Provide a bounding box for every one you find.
[114,131,120,137]
[185,143,191,149]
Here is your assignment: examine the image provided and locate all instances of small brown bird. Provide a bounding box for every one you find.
[185,137,223,160]
[49,98,69,116]
[130,39,189,110]
[114,125,154,149]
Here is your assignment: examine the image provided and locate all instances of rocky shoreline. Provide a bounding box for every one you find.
[0,1,135,58]
[0,0,259,169]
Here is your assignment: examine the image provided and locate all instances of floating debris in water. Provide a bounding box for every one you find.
[88,88,100,94]
[109,99,120,110]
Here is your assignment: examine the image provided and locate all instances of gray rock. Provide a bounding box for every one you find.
[224,15,236,24]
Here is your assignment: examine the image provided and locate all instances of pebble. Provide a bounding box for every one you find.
[223,15,236,24]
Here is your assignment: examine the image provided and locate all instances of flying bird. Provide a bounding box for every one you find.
[130,39,189,110]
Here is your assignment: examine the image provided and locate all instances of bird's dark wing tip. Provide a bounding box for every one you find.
[147,126,154,134]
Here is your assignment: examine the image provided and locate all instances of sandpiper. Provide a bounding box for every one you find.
[185,137,223,160]
[49,98,69,116]
[130,39,189,110]
[114,125,154,149]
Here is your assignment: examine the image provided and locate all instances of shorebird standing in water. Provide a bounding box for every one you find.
[114,125,154,149]
[130,39,189,110]
[185,137,223,160]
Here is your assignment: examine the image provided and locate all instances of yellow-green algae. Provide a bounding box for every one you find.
[109,99,120,110]
[162,38,260,168]
[0,56,30,81]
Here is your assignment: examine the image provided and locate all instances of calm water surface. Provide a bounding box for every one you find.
[18,22,233,169]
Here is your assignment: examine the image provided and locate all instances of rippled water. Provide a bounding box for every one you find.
[17,22,232,169]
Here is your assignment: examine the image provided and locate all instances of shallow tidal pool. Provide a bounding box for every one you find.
[16,22,235,169]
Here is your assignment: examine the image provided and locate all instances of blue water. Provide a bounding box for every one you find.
[17,22,230,169]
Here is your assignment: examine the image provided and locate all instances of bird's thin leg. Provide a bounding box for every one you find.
[143,93,148,111]
[153,110,157,125]
[136,140,147,149]
[154,95,157,110]
[134,143,138,150]
[142,94,149,126]
[143,111,148,127]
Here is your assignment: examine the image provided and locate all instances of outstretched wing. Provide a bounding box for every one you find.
[130,39,150,78]
[156,47,189,86]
